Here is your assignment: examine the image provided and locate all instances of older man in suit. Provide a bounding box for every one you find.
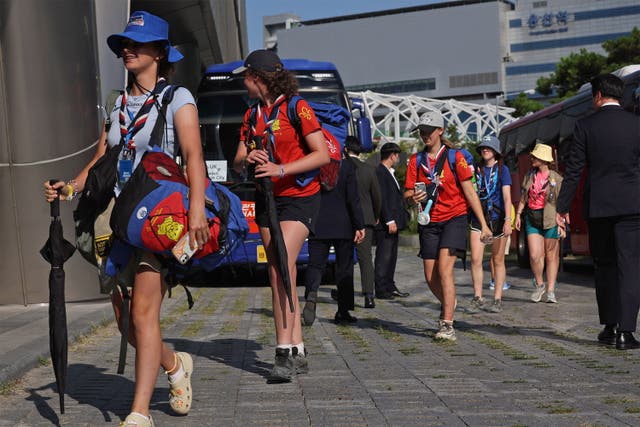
[303,152,365,325]
[374,142,410,300]
[345,136,382,308]
[556,73,640,350]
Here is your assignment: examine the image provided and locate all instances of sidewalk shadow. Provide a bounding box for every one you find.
[24,363,135,426]
[166,337,272,380]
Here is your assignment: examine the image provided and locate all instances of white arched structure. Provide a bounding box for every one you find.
[349,90,517,147]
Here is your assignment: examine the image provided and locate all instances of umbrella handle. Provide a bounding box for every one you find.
[49,179,60,218]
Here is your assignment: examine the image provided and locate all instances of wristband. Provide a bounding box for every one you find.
[279,165,285,179]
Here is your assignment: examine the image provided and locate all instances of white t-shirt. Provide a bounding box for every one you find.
[106,85,195,193]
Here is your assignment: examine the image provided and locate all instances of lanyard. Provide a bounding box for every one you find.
[255,94,286,161]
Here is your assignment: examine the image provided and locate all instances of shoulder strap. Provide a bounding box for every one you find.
[434,147,449,176]
[104,89,123,132]
[149,85,180,148]
[287,95,303,135]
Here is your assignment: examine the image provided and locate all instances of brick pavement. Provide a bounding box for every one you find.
[1,246,639,426]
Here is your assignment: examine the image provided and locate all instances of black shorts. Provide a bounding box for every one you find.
[418,214,468,260]
[255,192,321,234]
[470,217,505,238]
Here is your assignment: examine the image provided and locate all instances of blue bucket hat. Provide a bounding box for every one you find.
[476,135,502,157]
[107,11,183,63]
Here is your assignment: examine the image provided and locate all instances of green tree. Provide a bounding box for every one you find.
[534,49,607,99]
[603,27,640,71]
[506,92,544,117]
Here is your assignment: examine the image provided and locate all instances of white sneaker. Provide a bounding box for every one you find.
[546,291,557,303]
[434,320,457,341]
[531,284,546,303]
[120,413,155,427]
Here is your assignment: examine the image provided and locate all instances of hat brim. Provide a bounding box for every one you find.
[415,124,440,134]
[232,65,247,74]
[107,33,183,63]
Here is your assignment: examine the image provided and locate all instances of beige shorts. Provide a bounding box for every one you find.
[100,248,165,294]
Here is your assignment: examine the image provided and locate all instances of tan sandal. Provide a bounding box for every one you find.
[119,412,155,427]
[168,352,193,415]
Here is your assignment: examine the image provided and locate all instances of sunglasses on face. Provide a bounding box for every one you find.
[120,39,146,51]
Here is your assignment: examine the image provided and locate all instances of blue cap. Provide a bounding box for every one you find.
[107,11,183,63]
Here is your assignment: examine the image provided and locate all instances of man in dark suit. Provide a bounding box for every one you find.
[345,136,382,308]
[556,73,640,350]
[375,143,410,300]
[303,153,365,325]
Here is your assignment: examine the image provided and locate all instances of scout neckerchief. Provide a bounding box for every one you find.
[477,163,500,218]
[250,94,286,160]
[419,145,446,186]
[117,79,167,186]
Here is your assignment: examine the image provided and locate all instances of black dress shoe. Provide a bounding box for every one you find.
[376,292,395,300]
[597,324,617,345]
[364,296,375,309]
[616,332,640,350]
[331,289,338,301]
[334,311,357,324]
[391,289,410,298]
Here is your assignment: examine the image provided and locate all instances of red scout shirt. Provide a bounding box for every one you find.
[404,149,473,223]
[240,97,322,197]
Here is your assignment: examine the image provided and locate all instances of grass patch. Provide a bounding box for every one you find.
[220,321,239,334]
[503,379,527,384]
[336,325,370,352]
[603,396,635,405]
[0,378,22,397]
[537,402,575,414]
[38,356,51,367]
[375,324,403,342]
[199,289,226,315]
[399,346,423,355]
[467,331,537,361]
[624,407,640,413]
[182,319,204,338]
[230,289,249,316]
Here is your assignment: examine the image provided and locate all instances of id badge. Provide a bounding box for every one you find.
[118,158,133,186]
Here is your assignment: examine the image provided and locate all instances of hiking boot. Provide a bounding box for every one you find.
[546,291,557,303]
[434,320,457,341]
[531,284,546,303]
[487,299,503,313]
[168,352,193,415]
[302,291,317,326]
[490,280,511,290]
[120,413,155,427]
[270,348,294,382]
[465,296,485,314]
[291,347,309,374]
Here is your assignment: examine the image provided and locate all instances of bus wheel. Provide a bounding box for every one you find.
[517,230,530,268]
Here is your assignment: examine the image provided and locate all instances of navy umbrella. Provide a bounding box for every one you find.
[251,138,294,312]
[40,181,76,414]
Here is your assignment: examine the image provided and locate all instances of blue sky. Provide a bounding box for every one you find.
[245,0,442,52]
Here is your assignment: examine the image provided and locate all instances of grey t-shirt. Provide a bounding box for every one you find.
[106,85,195,193]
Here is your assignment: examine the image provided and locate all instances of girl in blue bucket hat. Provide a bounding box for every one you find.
[45,11,204,427]
[466,136,513,315]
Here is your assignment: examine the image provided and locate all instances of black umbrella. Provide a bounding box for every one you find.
[251,138,294,312]
[40,180,76,414]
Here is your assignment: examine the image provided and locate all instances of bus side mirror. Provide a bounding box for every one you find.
[356,116,373,153]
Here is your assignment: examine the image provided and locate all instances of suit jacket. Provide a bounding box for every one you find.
[313,157,365,240]
[350,155,381,227]
[375,163,408,230]
[557,105,640,218]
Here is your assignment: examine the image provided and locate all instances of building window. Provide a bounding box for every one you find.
[449,72,498,88]
[347,78,436,94]
[533,1,547,8]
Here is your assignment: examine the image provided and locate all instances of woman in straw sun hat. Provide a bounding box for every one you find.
[515,142,563,305]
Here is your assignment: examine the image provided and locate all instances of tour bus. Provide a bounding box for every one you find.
[499,65,640,266]
[196,58,373,275]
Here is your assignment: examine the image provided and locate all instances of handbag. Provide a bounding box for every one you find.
[526,208,544,230]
